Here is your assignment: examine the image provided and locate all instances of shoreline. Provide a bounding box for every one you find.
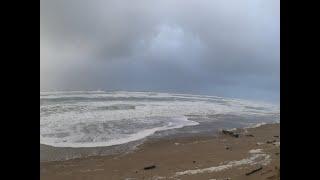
[40,121,278,162]
[41,123,280,180]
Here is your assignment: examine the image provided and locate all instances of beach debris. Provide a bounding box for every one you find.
[266,140,276,144]
[225,146,232,150]
[245,166,263,176]
[246,134,254,137]
[193,160,196,164]
[256,142,264,146]
[144,165,156,170]
[273,142,280,147]
[273,135,279,138]
[221,130,240,138]
[174,142,180,145]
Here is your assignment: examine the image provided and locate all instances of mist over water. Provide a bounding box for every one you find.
[40,91,279,148]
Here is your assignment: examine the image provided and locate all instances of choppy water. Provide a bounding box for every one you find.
[40,91,279,149]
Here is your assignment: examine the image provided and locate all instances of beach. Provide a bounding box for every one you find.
[40,123,280,180]
[40,0,280,178]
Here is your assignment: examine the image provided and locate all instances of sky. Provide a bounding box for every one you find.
[40,0,279,103]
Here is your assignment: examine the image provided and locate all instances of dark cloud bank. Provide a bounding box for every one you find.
[40,0,279,103]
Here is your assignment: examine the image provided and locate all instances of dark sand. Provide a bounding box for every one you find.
[41,123,280,180]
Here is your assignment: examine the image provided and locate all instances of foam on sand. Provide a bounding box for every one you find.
[175,149,271,176]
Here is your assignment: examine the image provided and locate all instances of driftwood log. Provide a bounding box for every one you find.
[222,130,240,138]
[144,165,156,170]
[246,166,263,176]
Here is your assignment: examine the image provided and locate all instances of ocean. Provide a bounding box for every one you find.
[40,91,279,161]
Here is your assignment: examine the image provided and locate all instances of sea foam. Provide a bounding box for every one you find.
[40,91,279,148]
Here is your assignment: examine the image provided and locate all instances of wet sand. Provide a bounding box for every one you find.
[40,123,280,180]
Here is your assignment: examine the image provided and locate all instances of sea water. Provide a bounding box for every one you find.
[40,91,279,149]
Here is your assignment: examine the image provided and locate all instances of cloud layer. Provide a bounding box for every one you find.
[40,0,279,103]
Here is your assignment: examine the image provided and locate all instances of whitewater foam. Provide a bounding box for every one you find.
[40,91,279,148]
[41,116,198,147]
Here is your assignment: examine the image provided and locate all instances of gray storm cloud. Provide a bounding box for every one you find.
[40,0,279,103]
